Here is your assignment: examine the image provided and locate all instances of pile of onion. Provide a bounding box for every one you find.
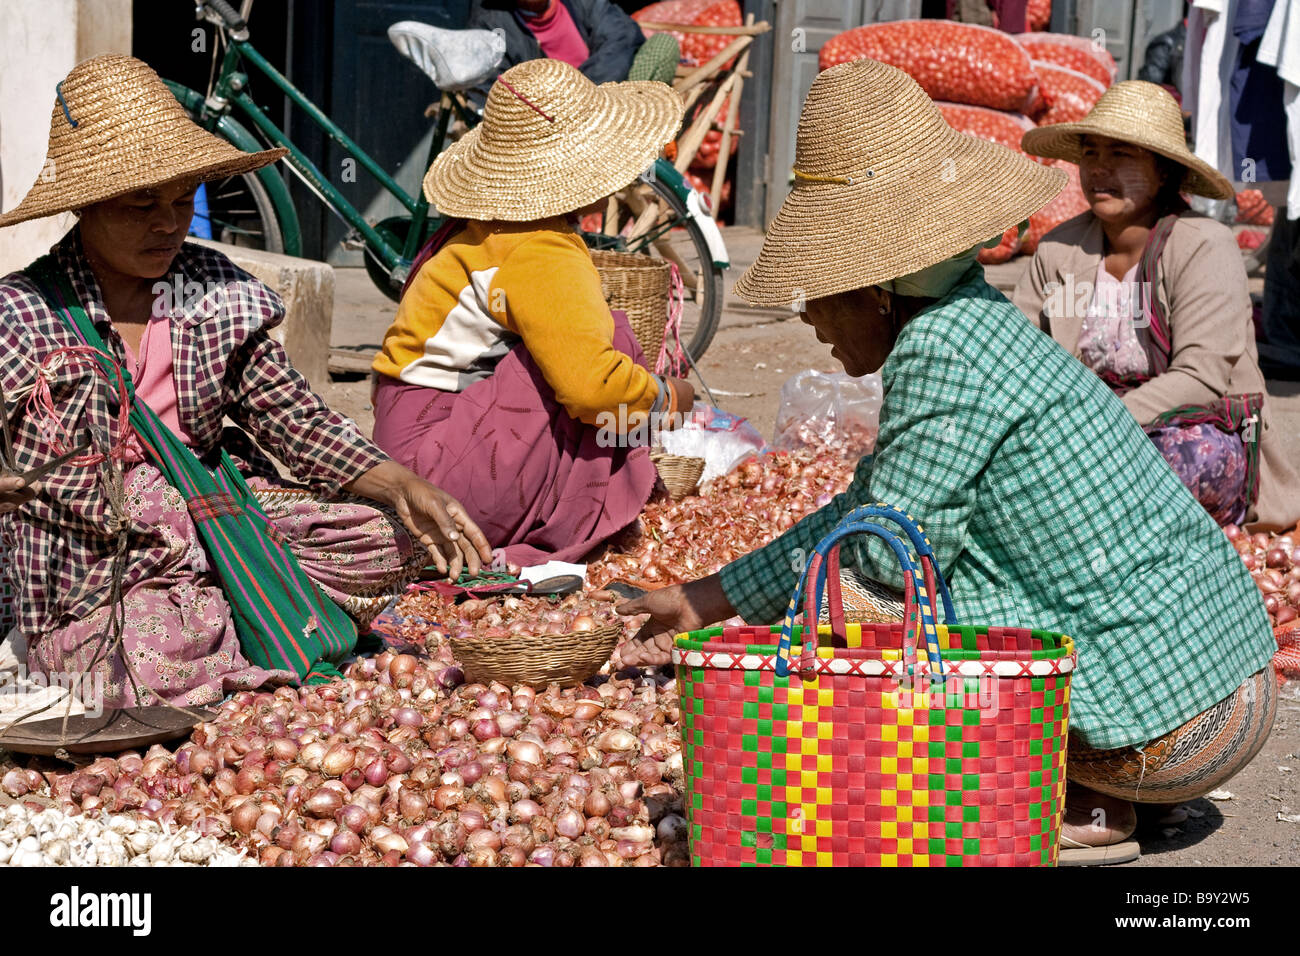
[588,447,856,590]
[16,653,690,867]
[1226,524,1300,629]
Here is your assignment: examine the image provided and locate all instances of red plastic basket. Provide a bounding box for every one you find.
[673,504,1076,866]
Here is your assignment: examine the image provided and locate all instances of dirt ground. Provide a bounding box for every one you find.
[315,226,1300,867]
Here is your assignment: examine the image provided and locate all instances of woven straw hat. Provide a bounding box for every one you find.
[1021,80,1233,200]
[0,55,285,228]
[422,59,684,221]
[734,60,1067,307]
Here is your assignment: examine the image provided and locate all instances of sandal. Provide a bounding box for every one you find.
[414,569,584,599]
[1057,834,1141,866]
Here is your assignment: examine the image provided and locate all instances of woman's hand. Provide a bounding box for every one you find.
[346,461,492,579]
[615,573,735,666]
[0,475,36,516]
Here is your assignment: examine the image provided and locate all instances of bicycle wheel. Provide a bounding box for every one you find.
[194,170,285,254]
[580,176,724,363]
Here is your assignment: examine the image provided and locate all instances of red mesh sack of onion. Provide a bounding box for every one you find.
[819,20,1039,113]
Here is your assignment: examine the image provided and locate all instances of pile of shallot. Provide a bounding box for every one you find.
[1226,524,1300,629]
[9,653,688,867]
[588,448,855,589]
[397,592,623,642]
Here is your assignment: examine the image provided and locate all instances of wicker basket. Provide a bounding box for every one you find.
[450,624,623,688]
[589,249,670,362]
[650,448,705,500]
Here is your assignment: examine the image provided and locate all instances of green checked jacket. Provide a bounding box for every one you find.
[719,267,1276,750]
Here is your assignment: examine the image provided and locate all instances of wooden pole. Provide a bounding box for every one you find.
[709,14,753,212]
[636,21,770,35]
[673,72,737,174]
[672,33,751,93]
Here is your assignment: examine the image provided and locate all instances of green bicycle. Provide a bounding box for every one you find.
[170,0,729,361]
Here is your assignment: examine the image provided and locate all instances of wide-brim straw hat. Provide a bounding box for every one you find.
[422,58,684,221]
[0,54,285,228]
[1021,80,1233,200]
[734,59,1067,307]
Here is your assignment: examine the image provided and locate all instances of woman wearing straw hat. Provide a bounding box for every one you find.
[618,59,1278,865]
[371,58,695,566]
[0,55,491,707]
[1013,80,1300,533]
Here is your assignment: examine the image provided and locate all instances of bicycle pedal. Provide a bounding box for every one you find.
[341,232,366,251]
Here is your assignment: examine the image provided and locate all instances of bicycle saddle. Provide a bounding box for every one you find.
[388,21,506,94]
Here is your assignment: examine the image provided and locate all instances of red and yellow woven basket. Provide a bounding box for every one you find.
[672,504,1076,866]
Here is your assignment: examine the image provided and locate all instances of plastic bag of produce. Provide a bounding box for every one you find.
[632,0,742,67]
[1030,61,1105,125]
[1023,160,1090,254]
[658,403,768,484]
[1235,189,1276,227]
[772,370,882,459]
[819,20,1038,112]
[1017,33,1116,86]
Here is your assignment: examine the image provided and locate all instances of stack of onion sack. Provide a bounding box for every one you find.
[819,20,1039,113]
[1028,62,1106,125]
[1018,33,1117,87]
[1225,523,1300,681]
[1028,0,1052,30]
[587,446,856,590]
[632,0,742,67]
[20,657,692,867]
[933,104,1040,263]
[1022,160,1090,254]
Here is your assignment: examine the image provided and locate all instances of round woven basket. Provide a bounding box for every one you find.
[589,249,670,362]
[650,448,705,499]
[450,624,623,688]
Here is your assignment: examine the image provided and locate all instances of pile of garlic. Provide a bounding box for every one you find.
[0,804,256,867]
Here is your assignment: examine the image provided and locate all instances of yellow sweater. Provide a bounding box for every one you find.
[374,218,665,428]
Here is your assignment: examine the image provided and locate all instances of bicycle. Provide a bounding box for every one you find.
[170,0,728,361]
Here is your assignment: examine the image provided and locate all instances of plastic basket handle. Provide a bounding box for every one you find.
[777,520,945,678]
[835,503,957,624]
[807,521,945,674]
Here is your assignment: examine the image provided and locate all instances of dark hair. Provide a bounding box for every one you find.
[1152,154,1190,216]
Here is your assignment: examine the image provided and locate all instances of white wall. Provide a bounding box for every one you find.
[0,0,132,276]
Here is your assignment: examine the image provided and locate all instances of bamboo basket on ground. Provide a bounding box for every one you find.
[590,249,670,363]
[650,447,705,499]
[450,624,623,688]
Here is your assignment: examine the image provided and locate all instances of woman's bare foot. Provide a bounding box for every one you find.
[1061,783,1137,846]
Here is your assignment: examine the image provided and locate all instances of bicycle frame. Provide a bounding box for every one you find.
[187,33,475,275]
[181,17,728,278]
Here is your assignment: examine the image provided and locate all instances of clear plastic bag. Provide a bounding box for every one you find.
[658,403,769,484]
[772,370,883,458]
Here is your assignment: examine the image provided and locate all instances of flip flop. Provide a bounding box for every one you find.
[414,570,584,599]
[1057,836,1141,867]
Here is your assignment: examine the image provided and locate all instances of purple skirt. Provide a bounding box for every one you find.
[372,314,657,565]
[1148,422,1248,526]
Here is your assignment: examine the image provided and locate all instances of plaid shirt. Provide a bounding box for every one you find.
[720,267,1276,749]
[0,229,387,637]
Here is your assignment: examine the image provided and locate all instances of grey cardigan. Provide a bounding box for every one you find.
[1012,209,1300,531]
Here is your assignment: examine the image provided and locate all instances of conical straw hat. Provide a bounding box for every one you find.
[734,59,1067,308]
[0,54,285,228]
[1021,80,1233,200]
[422,59,684,221]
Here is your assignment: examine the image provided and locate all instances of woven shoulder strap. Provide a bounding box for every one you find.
[26,255,358,684]
[1134,213,1181,376]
